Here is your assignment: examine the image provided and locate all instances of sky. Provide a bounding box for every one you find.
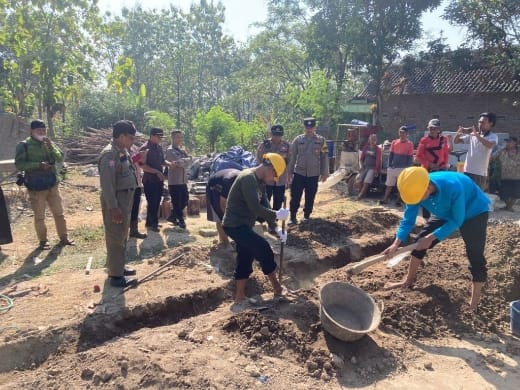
[97,0,466,49]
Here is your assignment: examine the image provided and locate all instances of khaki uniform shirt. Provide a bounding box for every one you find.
[98,142,138,209]
[165,145,192,185]
[287,133,329,177]
[256,138,290,186]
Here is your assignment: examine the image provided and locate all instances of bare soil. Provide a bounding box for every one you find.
[0,170,519,389]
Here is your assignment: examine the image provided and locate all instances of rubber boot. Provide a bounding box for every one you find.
[129,221,147,239]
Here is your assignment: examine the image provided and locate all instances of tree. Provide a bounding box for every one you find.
[444,0,520,70]
[0,0,100,136]
[346,0,441,124]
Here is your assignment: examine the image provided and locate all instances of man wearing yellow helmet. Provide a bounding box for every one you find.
[222,153,290,310]
[383,167,491,311]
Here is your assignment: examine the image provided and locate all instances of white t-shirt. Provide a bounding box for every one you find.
[462,131,498,176]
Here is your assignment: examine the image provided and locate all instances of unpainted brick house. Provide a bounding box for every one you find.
[357,64,520,140]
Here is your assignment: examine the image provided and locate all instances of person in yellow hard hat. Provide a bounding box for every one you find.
[222,153,290,311]
[382,167,491,312]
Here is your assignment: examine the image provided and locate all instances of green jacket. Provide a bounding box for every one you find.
[14,136,64,178]
[222,169,276,228]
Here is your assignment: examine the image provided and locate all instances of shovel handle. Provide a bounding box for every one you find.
[346,244,416,276]
[278,196,287,281]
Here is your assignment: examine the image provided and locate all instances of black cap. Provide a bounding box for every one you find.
[271,124,284,135]
[30,119,46,130]
[150,128,164,137]
[399,126,408,132]
[303,117,316,127]
[113,120,138,138]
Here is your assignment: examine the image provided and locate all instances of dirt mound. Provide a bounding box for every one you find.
[322,221,520,339]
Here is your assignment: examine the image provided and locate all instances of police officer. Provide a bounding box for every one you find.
[99,120,139,288]
[256,124,290,211]
[287,117,329,224]
[165,129,192,229]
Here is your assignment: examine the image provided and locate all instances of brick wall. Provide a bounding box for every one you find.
[379,92,520,141]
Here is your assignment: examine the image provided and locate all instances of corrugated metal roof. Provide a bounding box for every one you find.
[359,64,520,99]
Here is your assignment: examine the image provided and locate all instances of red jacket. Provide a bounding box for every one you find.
[416,135,449,170]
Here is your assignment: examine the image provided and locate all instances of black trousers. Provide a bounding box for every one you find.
[266,185,286,211]
[290,173,319,219]
[169,184,189,221]
[411,212,488,282]
[143,181,163,227]
[130,187,142,224]
[223,225,277,280]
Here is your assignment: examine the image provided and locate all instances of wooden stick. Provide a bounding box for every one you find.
[346,244,416,276]
[85,256,93,275]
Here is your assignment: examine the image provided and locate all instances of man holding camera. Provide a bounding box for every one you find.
[15,119,74,250]
[454,112,498,191]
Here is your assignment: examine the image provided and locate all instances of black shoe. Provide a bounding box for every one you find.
[288,219,298,226]
[378,199,388,205]
[395,201,402,207]
[177,220,186,229]
[166,216,178,225]
[147,225,160,232]
[59,239,75,246]
[129,230,147,239]
[109,276,137,288]
[124,266,137,276]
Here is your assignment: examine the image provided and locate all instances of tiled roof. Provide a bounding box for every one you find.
[358,64,520,99]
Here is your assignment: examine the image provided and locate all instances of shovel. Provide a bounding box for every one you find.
[346,244,416,276]
[121,253,184,293]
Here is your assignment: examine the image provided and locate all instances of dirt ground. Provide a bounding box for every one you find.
[0,169,520,389]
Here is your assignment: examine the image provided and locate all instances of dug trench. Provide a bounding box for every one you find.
[1,208,520,388]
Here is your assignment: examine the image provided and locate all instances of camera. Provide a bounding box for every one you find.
[16,172,25,186]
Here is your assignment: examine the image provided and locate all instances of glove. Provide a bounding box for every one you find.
[275,227,287,244]
[275,208,290,221]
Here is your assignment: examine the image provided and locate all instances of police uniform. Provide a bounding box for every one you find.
[256,127,290,210]
[165,144,192,227]
[287,118,329,222]
[99,142,138,278]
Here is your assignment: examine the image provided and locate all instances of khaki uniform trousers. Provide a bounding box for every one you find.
[101,190,134,277]
[28,184,67,242]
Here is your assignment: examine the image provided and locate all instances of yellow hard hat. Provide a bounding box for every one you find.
[397,167,430,205]
[263,153,286,178]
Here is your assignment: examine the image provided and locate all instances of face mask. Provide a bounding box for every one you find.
[33,134,45,142]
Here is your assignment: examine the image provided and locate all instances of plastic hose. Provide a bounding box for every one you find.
[0,294,14,313]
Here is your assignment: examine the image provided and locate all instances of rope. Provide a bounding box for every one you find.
[0,294,14,313]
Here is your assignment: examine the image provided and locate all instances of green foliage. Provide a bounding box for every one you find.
[74,89,145,130]
[193,106,263,153]
[144,111,175,134]
[444,0,520,71]
[0,0,100,135]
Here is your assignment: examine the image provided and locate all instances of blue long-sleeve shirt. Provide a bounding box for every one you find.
[396,171,490,242]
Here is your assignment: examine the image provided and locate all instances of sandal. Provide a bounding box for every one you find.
[38,241,51,250]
